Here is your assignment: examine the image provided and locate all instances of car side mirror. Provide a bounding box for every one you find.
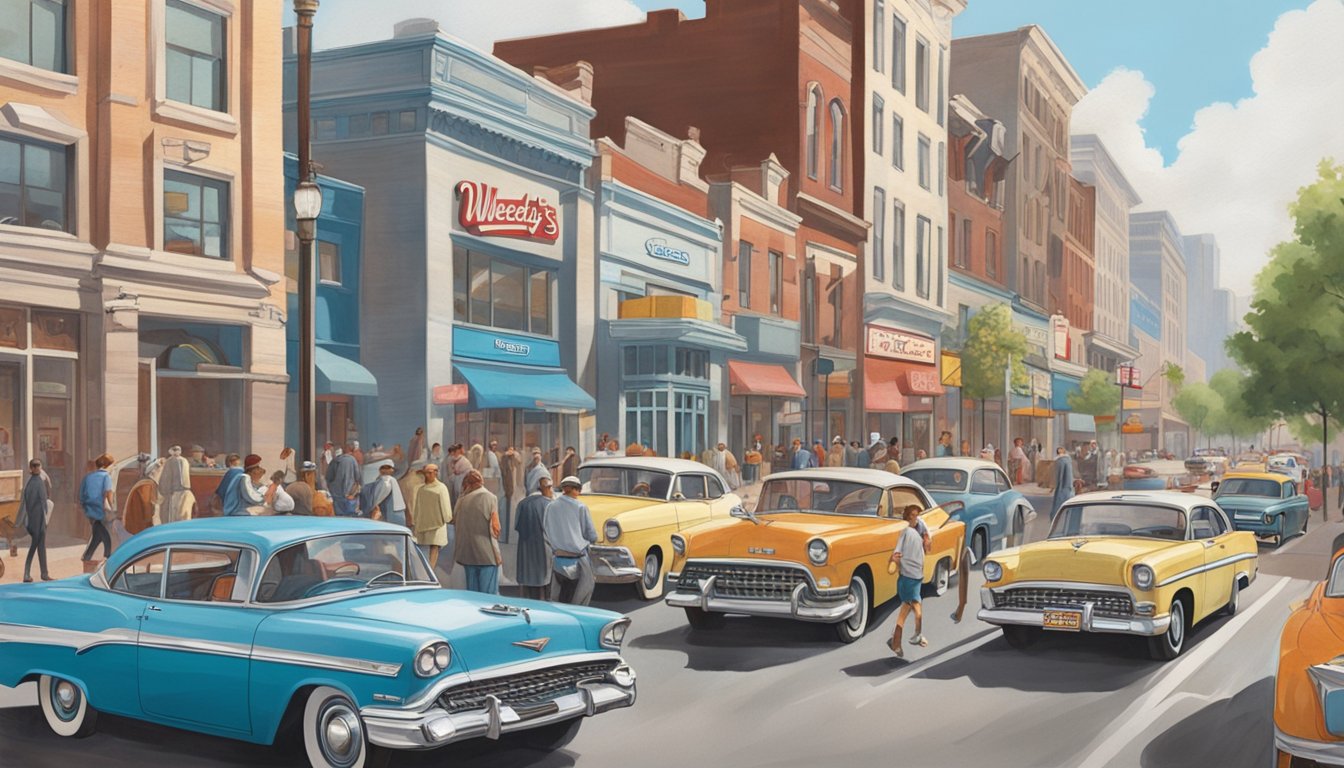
[672,492,686,501]
[1210,481,1220,494]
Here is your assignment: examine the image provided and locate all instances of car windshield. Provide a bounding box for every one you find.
[1328,555,1344,598]
[1048,503,1187,541]
[256,533,435,603]
[758,479,884,516]
[1216,478,1282,498]
[902,468,968,492]
[578,467,673,499]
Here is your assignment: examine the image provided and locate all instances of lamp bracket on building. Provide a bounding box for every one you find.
[161,137,212,165]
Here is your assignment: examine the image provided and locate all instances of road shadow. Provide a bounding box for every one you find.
[840,628,994,679]
[586,583,664,616]
[1140,677,1274,768]
[631,616,844,672]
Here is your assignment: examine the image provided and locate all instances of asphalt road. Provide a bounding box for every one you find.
[0,489,1332,768]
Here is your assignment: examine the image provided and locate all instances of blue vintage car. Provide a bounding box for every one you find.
[0,517,636,768]
[1213,471,1310,545]
[902,458,1036,560]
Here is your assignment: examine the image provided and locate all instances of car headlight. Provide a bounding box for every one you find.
[601,618,631,650]
[1264,513,1273,525]
[807,538,829,566]
[670,534,686,556]
[415,641,452,677]
[1132,564,1155,591]
[983,560,1003,582]
[604,519,621,542]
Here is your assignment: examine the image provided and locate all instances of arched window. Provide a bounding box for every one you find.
[805,84,822,180]
[828,99,845,191]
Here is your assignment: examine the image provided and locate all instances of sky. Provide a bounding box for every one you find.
[289,0,1344,296]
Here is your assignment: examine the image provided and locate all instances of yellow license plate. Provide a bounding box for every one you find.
[1042,609,1082,631]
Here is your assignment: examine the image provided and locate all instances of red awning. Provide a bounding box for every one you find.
[864,358,941,412]
[432,384,468,405]
[728,360,806,398]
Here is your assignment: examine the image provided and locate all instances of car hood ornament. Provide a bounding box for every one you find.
[480,604,533,624]
[1072,539,1088,550]
[512,637,551,653]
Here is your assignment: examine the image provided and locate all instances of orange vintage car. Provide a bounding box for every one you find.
[1275,547,1344,765]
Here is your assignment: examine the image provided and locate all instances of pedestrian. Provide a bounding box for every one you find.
[811,440,826,467]
[483,439,503,499]
[827,436,846,467]
[1051,446,1075,519]
[325,443,361,516]
[214,453,242,514]
[454,470,502,594]
[408,426,427,467]
[515,476,555,600]
[1009,438,1028,485]
[221,455,267,516]
[157,445,194,523]
[561,446,579,480]
[286,461,320,515]
[79,453,116,564]
[413,464,452,569]
[868,433,888,467]
[265,470,295,514]
[790,438,816,470]
[448,444,472,502]
[500,445,522,544]
[744,436,763,484]
[361,460,407,526]
[428,442,445,467]
[545,475,599,605]
[279,447,297,484]
[525,448,549,495]
[883,447,901,475]
[887,505,928,656]
[712,442,742,489]
[960,439,972,458]
[937,431,954,457]
[20,458,52,581]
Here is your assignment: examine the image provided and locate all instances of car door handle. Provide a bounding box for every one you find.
[146,605,162,612]
[1203,541,1216,548]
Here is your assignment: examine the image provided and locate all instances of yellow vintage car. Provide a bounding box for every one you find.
[579,457,743,600]
[1274,546,1344,766]
[979,490,1258,660]
[664,468,966,643]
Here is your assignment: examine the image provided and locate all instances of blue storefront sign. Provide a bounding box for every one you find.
[645,237,691,266]
[1131,291,1161,340]
[451,325,593,412]
[452,326,562,367]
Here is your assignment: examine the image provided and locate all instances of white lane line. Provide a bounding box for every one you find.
[1074,576,1293,768]
[853,628,1000,707]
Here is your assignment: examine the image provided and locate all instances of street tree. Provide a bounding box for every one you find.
[1067,368,1121,432]
[1172,382,1223,450]
[960,303,1028,448]
[1160,362,1185,394]
[1228,161,1344,466]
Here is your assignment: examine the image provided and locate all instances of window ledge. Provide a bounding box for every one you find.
[0,59,78,95]
[153,99,239,136]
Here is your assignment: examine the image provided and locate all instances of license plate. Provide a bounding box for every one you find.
[1042,609,1082,631]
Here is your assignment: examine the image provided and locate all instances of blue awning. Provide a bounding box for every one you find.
[453,360,595,412]
[1052,374,1083,412]
[315,347,378,397]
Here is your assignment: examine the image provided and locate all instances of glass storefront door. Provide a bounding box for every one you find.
[0,356,24,472]
[33,357,75,510]
[623,387,708,459]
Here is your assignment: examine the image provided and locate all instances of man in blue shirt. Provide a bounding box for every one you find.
[80,453,116,562]
[326,444,361,517]
[221,454,266,516]
[214,453,242,513]
[790,439,816,470]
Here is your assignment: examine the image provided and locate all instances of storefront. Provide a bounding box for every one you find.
[938,350,963,452]
[728,315,806,465]
[863,323,944,461]
[1010,307,1054,450]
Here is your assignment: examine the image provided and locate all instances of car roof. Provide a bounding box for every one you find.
[1064,490,1213,513]
[103,516,409,575]
[579,456,727,480]
[902,458,1003,473]
[1222,471,1290,483]
[765,467,921,489]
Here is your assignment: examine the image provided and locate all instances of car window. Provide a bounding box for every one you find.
[971,469,998,494]
[902,468,967,492]
[1216,478,1282,498]
[256,533,434,603]
[1049,503,1186,541]
[889,487,928,514]
[1209,507,1231,535]
[705,475,725,500]
[1286,481,1297,498]
[112,549,167,598]
[678,475,708,501]
[165,547,245,603]
[995,471,1012,494]
[579,467,672,499]
[1190,508,1218,540]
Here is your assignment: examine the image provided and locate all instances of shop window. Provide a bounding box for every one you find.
[625,389,669,457]
[0,305,26,349]
[737,241,752,309]
[165,0,226,113]
[163,170,229,259]
[318,240,341,284]
[0,0,67,73]
[453,246,554,336]
[491,261,526,331]
[32,355,73,490]
[0,359,23,471]
[0,134,71,232]
[31,309,77,351]
[157,377,244,459]
[674,392,708,459]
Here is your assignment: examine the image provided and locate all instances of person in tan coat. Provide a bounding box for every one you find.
[413,464,452,569]
[454,470,502,594]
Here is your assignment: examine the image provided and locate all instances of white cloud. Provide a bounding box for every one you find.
[307,0,646,52]
[1071,0,1344,297]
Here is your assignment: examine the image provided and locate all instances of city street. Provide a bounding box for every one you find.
[1,489,1332,768]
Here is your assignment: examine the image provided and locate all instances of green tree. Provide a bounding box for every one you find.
[1067,368,1121,431]
[1160,362,1185,394]
[1228,161,1344,464]
[1208,368,1273,445]
[1172,382,1223,449]
[960,303,1028,445]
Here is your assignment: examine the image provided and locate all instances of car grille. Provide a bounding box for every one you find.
[438,660,619,714]
[995,587,1134,618]
[677,562,809,600]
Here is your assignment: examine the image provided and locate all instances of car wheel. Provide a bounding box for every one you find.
[1222,576,1240,617]
[636,549,664,601]
[927,558,951,597]
[684,607,726,630]
[303,686,381,768]
[515,717,582,750]
[972,529,989,563]
[37,675,97,738]
[834,575,870,643]
[1147,598,1187,661]
[1001,625,1038,650]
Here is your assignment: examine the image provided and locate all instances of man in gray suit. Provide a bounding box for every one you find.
[20,458,52,582]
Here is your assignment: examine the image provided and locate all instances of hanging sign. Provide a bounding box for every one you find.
[456,180,559,242]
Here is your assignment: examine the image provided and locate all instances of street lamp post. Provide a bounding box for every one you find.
[294,0,321,468]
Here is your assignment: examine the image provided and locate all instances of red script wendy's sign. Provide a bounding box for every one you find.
[456,180,559,243]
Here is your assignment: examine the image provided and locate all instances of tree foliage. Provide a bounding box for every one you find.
[1173,383,1222,444]
[1160,362,1185,394]
[1068,368,1121,430]
[960,303,1028,401]
[1208,368,1273,440]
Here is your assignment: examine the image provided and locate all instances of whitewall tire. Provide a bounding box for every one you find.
[303,686,375,768]
[38,674,97,738]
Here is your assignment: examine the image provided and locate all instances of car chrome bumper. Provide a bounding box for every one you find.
[664,574,857,623]
[361,670,637,750]
[976,587,1170,637]
[1229,518,1280,535]
[1275,726,1344,765]
[589,546,643,583]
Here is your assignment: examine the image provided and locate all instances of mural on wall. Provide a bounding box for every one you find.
[0,1,1341,766]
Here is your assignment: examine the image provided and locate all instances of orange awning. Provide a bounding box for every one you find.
[1010,406,1055,418]
[728,360,806,398]
[432,384,468,405]
[865,358,938,412]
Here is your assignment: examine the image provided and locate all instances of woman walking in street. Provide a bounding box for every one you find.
[79,453,116,564]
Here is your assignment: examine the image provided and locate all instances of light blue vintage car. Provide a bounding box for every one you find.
[0,517,636,768]
[1213,471,1310,545]
[902,458,1036,560]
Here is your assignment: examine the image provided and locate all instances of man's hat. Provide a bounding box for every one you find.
[244,454,263,471]
[301,460,318,472]
[560,475,582,489]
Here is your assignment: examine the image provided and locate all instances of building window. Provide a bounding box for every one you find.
[892,14,906,94]
[622,346,708,380]
[165,0,226,113]
[828,100,845,192]
[163,170,229,258]
[737,241,753,309]
[802,265,816,343]
[1022,257,1029,297]
[371,111,389,136]
[986,228,998,278]
[892,200,905,291]
[938,141,945,196]
[872,94,884,155]
[915,36,929,112]
[892,113,903,170]
[937,225,945,306]
[872,188,886,282]
[0,134,70,232]
[624,389,669,458]
[915,215,931,299]
[958,304,970,343]
[917,134,930,190]
[805,85,821,180]
[397,109,416,132]
[956,216,970,269]
[0,0,67,73]
[937,45,946,127]
[452,246,554,336]
[873,0,884,73]
[768,249,783,314]
[830,274,844,347]
[318,240,341,284]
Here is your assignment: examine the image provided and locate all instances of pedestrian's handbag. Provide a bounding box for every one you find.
[553,555,582,581]
[44,499,53,525]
